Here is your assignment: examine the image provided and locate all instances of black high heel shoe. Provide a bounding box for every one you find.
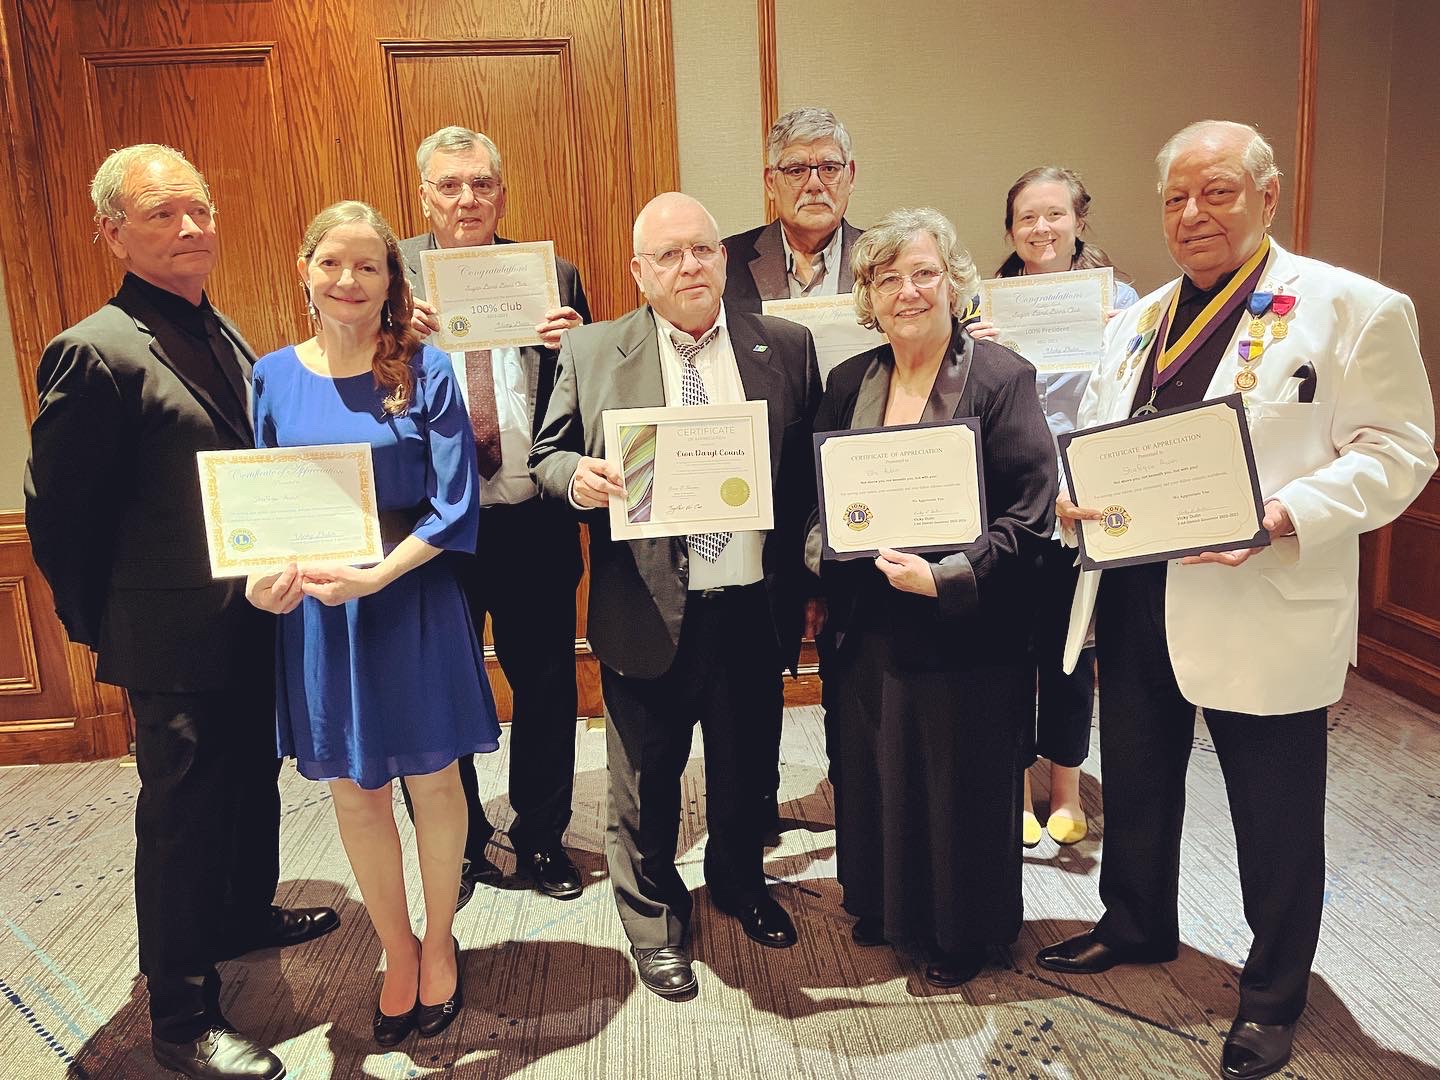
[372,998,417,1047]
[416,936,464,1037]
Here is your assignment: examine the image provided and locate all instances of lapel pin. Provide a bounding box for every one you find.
[753,344,768,352]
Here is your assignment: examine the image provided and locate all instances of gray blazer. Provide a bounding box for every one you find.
[721,218,865,313]
[398,232,591,438]
[529,304,822,678]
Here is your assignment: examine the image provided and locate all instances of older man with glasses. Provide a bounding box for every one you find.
[396,125,592,909]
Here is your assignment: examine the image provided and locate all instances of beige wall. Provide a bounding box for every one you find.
[0,260,27,510]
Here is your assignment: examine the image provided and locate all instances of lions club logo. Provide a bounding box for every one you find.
[844,503,873,532]
[228,527,257,551]
[447,314,471,338]
[1100,505,1131,537]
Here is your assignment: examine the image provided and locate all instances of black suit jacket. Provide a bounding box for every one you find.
[815,324,1057,671]
[721,219,864,313]
[529,304,822,679]
[24,276,272,692]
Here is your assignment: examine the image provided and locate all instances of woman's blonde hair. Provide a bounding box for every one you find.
[851,207,979,331]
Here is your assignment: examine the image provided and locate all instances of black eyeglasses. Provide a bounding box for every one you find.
[769,161,848,187]
[423,175,502,200]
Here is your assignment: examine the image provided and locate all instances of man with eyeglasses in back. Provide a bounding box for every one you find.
[723,106,863,313]
[530,192,821,998]
[397,125,591,909]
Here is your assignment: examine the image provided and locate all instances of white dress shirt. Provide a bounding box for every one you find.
[652,306,765,590]
[448,346,538,505]
[781,224,843,298]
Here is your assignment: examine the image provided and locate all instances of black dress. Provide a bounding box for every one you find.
[815,324,1057,957]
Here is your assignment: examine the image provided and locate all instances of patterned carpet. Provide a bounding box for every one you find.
[1,675,1438,1079]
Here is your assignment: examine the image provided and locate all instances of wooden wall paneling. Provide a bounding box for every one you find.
[755,0,778,224]
[620,0,679,213]
[1358,477,1440,709]
[1292,0,1320,255]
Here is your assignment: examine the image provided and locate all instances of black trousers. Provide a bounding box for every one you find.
[129,684,281,1042]
[601,583,782,948]
[1028,538,1095,769]
[402,497,581,860]
[1093,562,1327,1024]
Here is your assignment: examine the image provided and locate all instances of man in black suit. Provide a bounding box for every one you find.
[721,106,864,315]
[531,192,820,998]
[25,145,337,1080]
[397,125,591,906]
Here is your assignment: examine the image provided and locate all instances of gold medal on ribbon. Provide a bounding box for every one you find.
[1249,316,1266,338]
[1271,319,1289,340]
[1235,368,1258,392]
[1138,304,1159,334]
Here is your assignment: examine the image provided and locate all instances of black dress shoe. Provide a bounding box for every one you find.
[225,906,339,959]
[1035,930,1174,975]
[371,999,417,1048]
[851,917,885,947]
[456,853,504,911]
[720,895,798,948]
[415,937,464,1038]
[631,945,698,999]
[518,847,583,900]
[152,1027,285,1079]
[1221,1019,1295,1080]
[924,948,986,988]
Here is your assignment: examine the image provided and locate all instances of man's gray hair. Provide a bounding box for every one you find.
[851,207,979,330]
[1155,120,1281,193]
[765,106,853,167]
[89,144,210,223]
[415,125,504,183]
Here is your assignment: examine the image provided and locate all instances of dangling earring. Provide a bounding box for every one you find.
[300,281,317,321]
[381,301,392,328]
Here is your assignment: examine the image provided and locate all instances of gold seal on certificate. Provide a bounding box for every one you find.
[814,419,986,560]
[1058,395,1269,570]
[419,240,563,351]
[978,266,1114,373]
[196,444,383,577]
[602,401,774,541]
[761,294,886,386]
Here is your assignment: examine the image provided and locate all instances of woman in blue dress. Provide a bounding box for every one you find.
[245,200,499,1046]
[969,167,1139,850]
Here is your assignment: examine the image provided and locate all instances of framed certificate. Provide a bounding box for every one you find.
[814,418,986,561]
[978,266,1113,372]
[196,444,383,578]
[602,400,774,540]
[761,294,886,386]
[419,240,563,351]
[1059,395,1269,570]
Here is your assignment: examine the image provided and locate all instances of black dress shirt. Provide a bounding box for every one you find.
[125,273,248,426]
[1134,263,1246,412]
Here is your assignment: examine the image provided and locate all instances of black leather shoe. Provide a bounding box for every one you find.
[518,847,583,900]
[631,945,698,999]
[225,906,339,959]
[371,999,417,1048]
[1035,930,1174,975]
[1221,1019,1295,1080]
[456,853,504,911]
[152,1027,285,1079]
[415,937,464,1038]
[851,917,885,947]
[924,948,986,988]
[720,895,797,948]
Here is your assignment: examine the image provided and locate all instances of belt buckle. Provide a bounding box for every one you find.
[700,586,729,599]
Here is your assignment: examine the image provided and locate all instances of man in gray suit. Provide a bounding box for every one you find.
[397,125,591,907]
[531,193,820,998]
[722,106,864,315]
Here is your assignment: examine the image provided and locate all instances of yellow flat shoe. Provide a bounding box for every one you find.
[1022,810,1043,848]
[1046,813,1087,845]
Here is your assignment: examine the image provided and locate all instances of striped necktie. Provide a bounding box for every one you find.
[670,328,730,562]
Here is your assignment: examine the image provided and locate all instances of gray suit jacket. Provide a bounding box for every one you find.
[398,232,591,438]
[529,304,822,678]
[721,218,864,313]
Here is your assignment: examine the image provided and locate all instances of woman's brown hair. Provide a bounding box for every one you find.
[996,166,1127,281]
[298,200,421,415]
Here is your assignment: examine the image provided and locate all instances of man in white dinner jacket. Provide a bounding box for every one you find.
[1036,119,1436,1080]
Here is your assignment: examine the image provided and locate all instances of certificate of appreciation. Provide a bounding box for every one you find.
[420,240,563,351]
[1058,396,1269,570]
[602,401,774,540]
[761,294,886,386]
[815,419,986,560]
[196,444,383,578]
[978,266,1113,373]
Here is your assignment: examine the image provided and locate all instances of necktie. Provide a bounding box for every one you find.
[464,348,503,480]
[670,328,730,563]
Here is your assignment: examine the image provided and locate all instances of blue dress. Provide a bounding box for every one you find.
[252,344,500,789]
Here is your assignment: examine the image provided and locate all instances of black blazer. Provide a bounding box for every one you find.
[815,324,1057,671]
[530,304,822,679]
[721,218,865,313]
[24,276,273,692]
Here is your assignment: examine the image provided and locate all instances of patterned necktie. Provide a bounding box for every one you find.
[670,328,730,563]
[464,348,503,480]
